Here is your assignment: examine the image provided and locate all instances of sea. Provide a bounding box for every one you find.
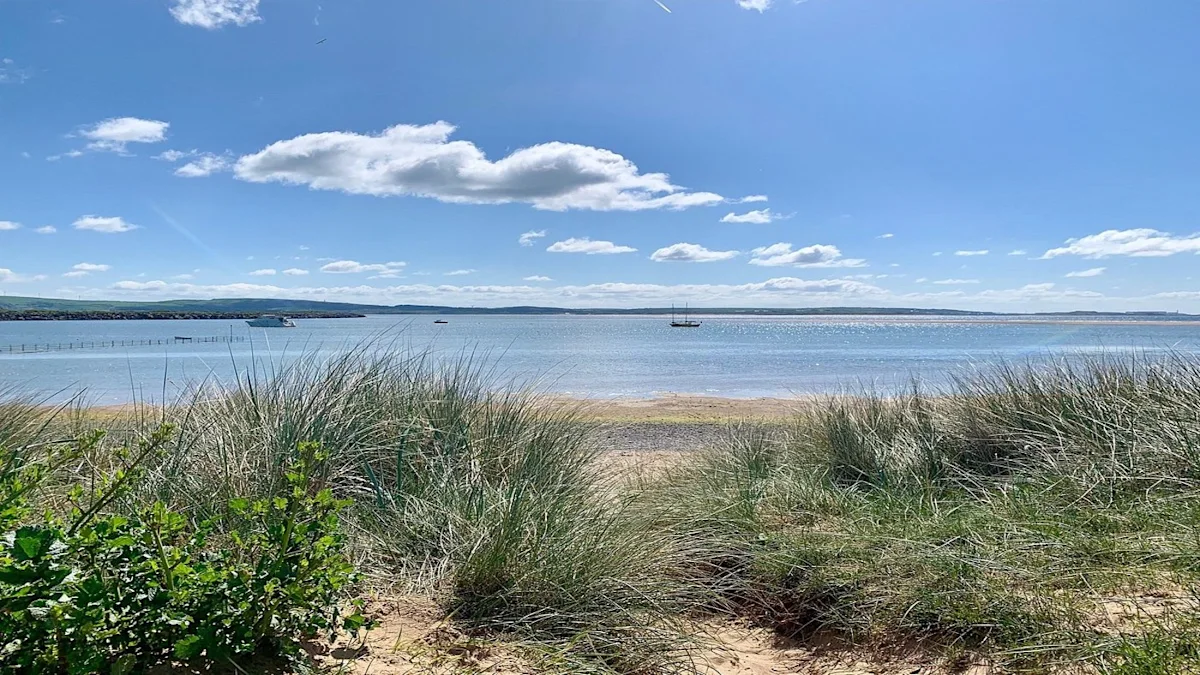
[1,314,1198,405]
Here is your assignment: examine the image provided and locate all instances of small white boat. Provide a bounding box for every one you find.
[246,315,296,328]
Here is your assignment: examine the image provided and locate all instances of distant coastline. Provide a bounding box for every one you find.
[0,310,366,322]
[0,294,1195,321]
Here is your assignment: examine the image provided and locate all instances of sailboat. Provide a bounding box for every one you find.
[670,304,701,328]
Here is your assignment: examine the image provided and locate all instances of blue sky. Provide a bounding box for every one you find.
[3,0,1200,310]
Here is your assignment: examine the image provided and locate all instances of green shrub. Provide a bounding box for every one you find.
[0,428,365,673]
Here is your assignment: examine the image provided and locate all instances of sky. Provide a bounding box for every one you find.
[3,0,1200,311]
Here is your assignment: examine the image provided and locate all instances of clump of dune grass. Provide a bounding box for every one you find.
[645,353,1200,669]
[126,344,696,673]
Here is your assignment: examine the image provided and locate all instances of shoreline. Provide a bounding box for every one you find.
[4,311,1200,327]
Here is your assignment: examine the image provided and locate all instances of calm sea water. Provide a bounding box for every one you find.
[1,315,1198,404]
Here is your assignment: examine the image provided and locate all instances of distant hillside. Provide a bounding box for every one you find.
[0,296,991,316]
[0,296,1194,319]
[0,296,391,314]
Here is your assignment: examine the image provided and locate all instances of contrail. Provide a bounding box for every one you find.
[654,0,672,13]
[150,204,228,270]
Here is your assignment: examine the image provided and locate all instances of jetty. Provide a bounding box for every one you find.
[0,335,247,355]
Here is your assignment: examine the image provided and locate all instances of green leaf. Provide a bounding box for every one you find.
[12,526,57,561]
[173,634,204,659]
[342,613,368,632]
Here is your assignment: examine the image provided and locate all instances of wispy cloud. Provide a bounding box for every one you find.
[175,153,232,177]
[445,269,476,276]
[954,249,989,257]
[248,268,277,276]
[35,225,57,234]
[79,117,169,154]
[547,238,637,255]
[876,233,894,239]
[0,221,20,231]
[319,260,407,274]
[62,262,111,278]
[519,230,546,247]
[1065,267,1106,278]
[1008,249,1027,256]
[282,268,309,276]
[1042,229,1200,258]
[737,195,769,203]
[523,275,552,282]
[0,58,33,85]
[720,208,781,224]
[0,268,46,283]
[932,278,980,285]
[736,0,771,12]
[73,215,139,233]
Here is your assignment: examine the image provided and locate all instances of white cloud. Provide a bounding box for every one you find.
[650,242,739,263]
[720,208,780,224]
[932,278,980,285]
[445,269,476,276]
[547,238,637,255]
[298,245,310,251]
[155,149,191,162]
[954,249,989,256]
[73,215,138,233]
[319,260,407,274]
[524,275,552,282]
[932,252,943,257]
[35,225,57,234]
[1008,249,1027,256]
[519,230,547,247]
[175,153,231,177]
[248,268,277,276]
[1041,229,1200,259]
[1065,267,1106,278]
[877,233,894,239]
[172,273,195,280]
[233,121,724,211]
[0,221,19,231]
[282,268,309,276]
[63,262,111,278]
[0,268,45,283]
[749,243,866,268]
[170,0,261,28]
[737,0,771,11]
[738,195,769,203]
[79,117,169,153]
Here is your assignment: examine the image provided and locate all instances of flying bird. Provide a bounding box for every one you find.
[316,38,327,44]
[653,0,672,13]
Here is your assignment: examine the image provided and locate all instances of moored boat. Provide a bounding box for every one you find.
[246,315,297,328]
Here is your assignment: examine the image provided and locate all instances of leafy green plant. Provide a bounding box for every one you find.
[0,430,365,673]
